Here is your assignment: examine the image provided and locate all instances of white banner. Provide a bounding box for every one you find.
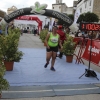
[49,18,55,31]
[74,9,80,24]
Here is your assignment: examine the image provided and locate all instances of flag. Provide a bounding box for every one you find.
[49,18,55,31]
[74,9,80,24]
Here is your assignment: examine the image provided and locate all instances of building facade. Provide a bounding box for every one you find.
[52,0,73,14]
[73,0,78,14]
[52,0,67,13]
[93,0,100,20]
[76,0,93,14]
[0,9,6,19]
[76,0,100,19]
[7,6,17,15]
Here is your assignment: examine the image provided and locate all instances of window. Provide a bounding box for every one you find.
[53,7,54,9]
[57,0,59,4]
[85,3,87,8]
[80,8,82,13]
[59,6,61,9]
[90,0,91,6]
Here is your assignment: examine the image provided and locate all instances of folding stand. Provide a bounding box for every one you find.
[74,38,85,64]
[79,31,99,80]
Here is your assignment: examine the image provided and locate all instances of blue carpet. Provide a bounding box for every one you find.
[4,48,100,86]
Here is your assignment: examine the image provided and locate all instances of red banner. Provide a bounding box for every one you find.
[73,37,82,43]
[82,39,100,66]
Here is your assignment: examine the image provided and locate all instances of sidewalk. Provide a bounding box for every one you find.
[1,34,100,100]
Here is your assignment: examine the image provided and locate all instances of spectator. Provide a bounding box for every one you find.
[24,28,28,33]
[0,25,2,35]
[34,29,37,36]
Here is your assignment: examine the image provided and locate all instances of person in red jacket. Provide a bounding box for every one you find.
[56,25,66,58]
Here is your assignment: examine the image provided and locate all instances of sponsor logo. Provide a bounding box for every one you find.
[17,16,30,20]
[5,9,24,21]
[52,11,72,24]
[30,2,47,14]
[88,45,100,54]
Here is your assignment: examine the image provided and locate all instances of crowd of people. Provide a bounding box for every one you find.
[20,28,38,36]
[74,30,100,40]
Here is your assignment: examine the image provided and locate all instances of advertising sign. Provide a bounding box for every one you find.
[82,40,100,66]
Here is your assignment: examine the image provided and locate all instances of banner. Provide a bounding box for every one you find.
[82,39,100,66]
[4,1,73,26]
[73,37,83,43]
[49,18,55,31]
[74,9,80,24]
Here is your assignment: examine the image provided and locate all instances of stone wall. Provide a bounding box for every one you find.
[93,0,100,20]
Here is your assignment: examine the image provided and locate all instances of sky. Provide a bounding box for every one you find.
[0,0,77,12]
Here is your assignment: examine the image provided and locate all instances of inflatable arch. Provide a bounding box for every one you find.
[16,16,42,32]
[2,1,73,28]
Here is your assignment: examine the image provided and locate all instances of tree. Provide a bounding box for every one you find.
[77,12,99,23]
[77,14,85,23]
[68,14,74,21]
[57,20,64,25]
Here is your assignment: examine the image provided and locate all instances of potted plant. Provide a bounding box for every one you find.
[63,34,76,63]
[0,55,9,98]
[40,29,48,46]
[0,28,24,71]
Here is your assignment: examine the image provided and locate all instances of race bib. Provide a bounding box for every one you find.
[50,38,58,43]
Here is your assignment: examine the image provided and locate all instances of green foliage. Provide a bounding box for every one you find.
[8,28,21,39]
[77,14,85,23]
[40,29,48,42]
[57,20,64,25]
[68,14,74,21]
[0,60,9,94]
[77,12,99,23]
[0,23,6,34]
[85,12,99,22]
[63,34,76,56]
[0,28,24,62]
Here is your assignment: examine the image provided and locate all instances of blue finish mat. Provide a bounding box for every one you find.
[4,48,100,86]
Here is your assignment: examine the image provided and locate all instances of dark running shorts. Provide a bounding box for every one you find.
[46,46,58,52]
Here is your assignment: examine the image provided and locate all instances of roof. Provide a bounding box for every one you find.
[52,3,68,7]
[77,0,82,4]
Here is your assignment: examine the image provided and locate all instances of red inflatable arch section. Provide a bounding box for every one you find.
[16,16,42,33]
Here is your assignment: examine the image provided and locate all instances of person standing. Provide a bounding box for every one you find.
[20,29,23,35]
[34,29,37,36]
[44,26,63,71]
[56,25,66,58]
[0,25,2,35]
[32,28,34,34]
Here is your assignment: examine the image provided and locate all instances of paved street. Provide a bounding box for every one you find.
[1,33,100,100]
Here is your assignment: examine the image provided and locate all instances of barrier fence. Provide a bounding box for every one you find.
[73,37,100,67]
